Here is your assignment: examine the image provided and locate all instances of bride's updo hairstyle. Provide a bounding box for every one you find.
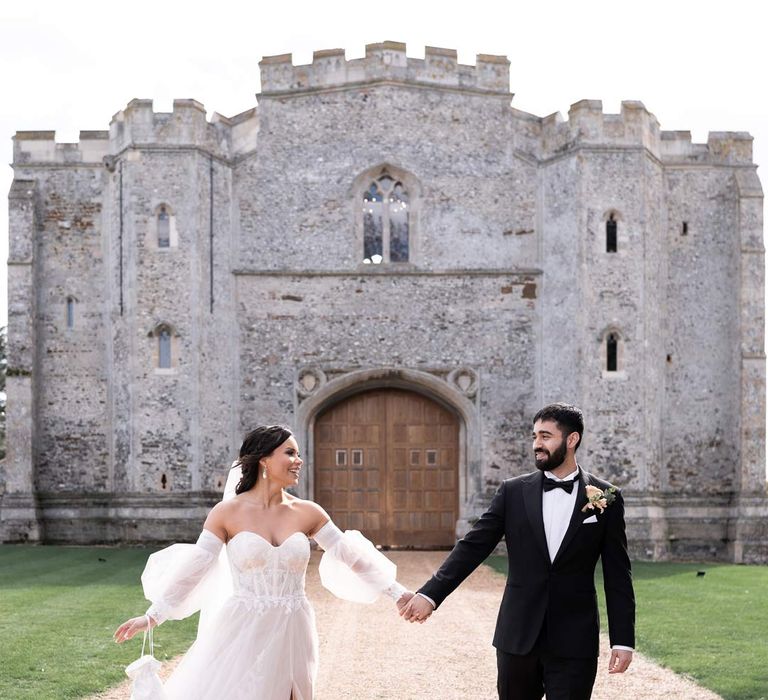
[235,425,294,494]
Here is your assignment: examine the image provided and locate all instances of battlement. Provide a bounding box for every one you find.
[109,98,232,157]
[540,100,661,157]
[259,41,511,96]
[13,130,109,165]
[12,99,239,165]
[539,100,754,165]
[660,130,753,165]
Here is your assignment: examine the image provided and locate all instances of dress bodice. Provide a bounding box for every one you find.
[226,531,310,606]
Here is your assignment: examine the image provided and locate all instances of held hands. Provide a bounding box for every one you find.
[608,649,633,674]
[396,591,414,613]
[399,594,435,623]
[113,615,156,644]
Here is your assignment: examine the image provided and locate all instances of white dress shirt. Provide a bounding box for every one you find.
[542,467,579,562]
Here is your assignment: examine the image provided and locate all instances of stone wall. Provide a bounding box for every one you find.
[235,270,537,516]
[235,84,535,271]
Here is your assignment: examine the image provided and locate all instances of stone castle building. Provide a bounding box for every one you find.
[2,42,766,561]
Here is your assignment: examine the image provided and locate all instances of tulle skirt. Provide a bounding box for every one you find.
[163,595,318,700]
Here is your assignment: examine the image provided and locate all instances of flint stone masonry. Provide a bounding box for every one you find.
[2,42,766,561]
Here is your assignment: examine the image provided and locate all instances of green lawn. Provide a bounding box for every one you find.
[1,547,766,700]
[487,556,768,700]
[0,545,197,700]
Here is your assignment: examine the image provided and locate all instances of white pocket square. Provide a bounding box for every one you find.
[582,515,598,524]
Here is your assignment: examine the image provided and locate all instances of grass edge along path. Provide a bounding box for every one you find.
[486,556,768,700]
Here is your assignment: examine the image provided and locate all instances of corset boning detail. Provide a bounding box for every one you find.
[226,530,310,612]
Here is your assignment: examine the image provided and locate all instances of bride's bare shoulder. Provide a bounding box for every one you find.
[203,500,237,539]
[210,497,242,514]
[289,497,330,526]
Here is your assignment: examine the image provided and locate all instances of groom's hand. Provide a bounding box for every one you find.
[608,649,633,674]
[400,595,435,623]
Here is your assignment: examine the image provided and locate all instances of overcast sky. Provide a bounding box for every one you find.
[1,0,766,334]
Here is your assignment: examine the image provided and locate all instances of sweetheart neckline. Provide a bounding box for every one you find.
[227,530,309,549]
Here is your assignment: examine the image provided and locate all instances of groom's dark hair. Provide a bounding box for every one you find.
[533,403,584,451]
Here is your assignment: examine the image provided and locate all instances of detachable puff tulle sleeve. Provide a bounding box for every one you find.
[143,529,225,625]
[314,521,406,604]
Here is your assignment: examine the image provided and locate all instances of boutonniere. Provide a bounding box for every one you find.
[581,484,617,513]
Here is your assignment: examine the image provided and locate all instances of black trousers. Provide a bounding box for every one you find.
[496,622,598,700]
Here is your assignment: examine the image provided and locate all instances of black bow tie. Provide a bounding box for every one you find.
[543,478,575,494]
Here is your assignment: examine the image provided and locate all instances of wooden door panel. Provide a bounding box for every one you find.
[315,388,458,548]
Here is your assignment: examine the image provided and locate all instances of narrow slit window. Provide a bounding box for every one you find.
[158,328,172,369]
[606,214,617,253]
[606,333,619,372]
[66,297,75,329]
[157,206,170,248]
[682,221,688,236]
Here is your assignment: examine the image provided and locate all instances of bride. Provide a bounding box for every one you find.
[114,425,412,699]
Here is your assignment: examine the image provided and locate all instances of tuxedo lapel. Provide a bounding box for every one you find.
[551,467,588,566]
[522,471,549,562]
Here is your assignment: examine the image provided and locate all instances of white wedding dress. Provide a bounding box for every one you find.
[139,521,403,700]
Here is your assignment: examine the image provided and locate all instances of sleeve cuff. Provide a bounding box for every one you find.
[145,605,166,626]
[416,592,436,609]
[385,582,408,601]
[611,645,634,651]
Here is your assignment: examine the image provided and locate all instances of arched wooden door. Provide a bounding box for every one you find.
[314,389,459,547]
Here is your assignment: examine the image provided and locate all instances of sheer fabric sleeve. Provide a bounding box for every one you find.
[314,521,406,604]
[143,529,225,625]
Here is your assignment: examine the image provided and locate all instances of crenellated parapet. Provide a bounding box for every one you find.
[109,98,232,158]
[541,100,661,158]
[13,130,110,165]
[538,100,755,166]
[12,99,261,166]
[259,41,511,96]
[660,130,754,165]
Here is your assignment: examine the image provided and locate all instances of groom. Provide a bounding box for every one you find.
[401,403,635,700]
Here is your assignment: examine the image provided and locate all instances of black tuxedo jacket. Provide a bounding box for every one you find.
[418,468,635,658]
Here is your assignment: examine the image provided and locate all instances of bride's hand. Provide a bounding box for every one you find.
[114,615,155,643]
[396,591,415,613]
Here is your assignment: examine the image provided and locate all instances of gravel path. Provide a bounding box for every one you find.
[93,551,722,699]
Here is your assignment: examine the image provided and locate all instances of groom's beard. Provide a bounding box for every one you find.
[534,440,567,472]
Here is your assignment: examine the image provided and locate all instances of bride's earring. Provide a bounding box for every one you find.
[262,463,267,480]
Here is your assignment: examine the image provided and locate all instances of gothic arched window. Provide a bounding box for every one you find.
[157,205,171,248]
[362,171,410,264]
